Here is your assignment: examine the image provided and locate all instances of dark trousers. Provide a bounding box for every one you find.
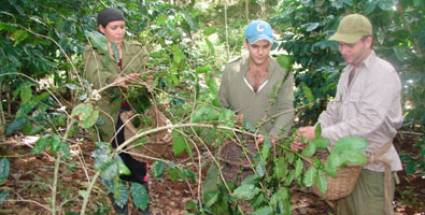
[113,113,147,184]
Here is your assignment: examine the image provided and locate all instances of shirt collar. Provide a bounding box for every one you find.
[241,54,274,78]
[346,50,376,72]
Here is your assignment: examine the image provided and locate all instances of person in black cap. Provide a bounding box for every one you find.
[83,7,151,214]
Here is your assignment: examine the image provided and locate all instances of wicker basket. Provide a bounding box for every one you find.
[123,106,174,164]
[312,165,361,200]
[218,139,258,183]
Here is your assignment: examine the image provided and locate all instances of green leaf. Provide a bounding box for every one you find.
[0,191,8,204]
[302,143,316,157]
[273,157,288,180]
[333,136,367,154]
[172,131,187,156]
[0,158,10,185]
[378,0,396,11]
[256,161,266,177]
[117,157,131,176]
[233,184,260,200]
[85,30,108,53]
[276,55,293,71]
[195,65,212,74]
[241,174,261,185]
[112,179,128,209]
[71,103,99,129]
[283,171,295,186]
[32,134,62,154]
[301,84,314,105]
[314,123,322,138]
[364,1,378,14]
[12,30,29,46]
[6,117,28,135]
[253,206,273,215]
[303,22,320,32]
[270,187,289,211]
[167,166,182,181]
[19,84,32,103]
[152,161,165,178]
[205,191,219,207]
[324,154,340,176]
[172,45,185,65]
[286,152,295,164]
[311,137,329,149]
[92,142,121,180]
[131,182,149,211]
[303,166,317,187]
[191,106,219,122]
[341,150,368,166]
[270,187,289,206]
[294,158,304,178]
[315,172,328,194]
[261,136,271,161]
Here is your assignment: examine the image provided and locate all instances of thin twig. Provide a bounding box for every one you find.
[6,199,51,213]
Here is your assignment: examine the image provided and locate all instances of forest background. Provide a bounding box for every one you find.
[0,0,424,214]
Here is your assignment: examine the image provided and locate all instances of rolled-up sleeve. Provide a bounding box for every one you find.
[218,67,230,108]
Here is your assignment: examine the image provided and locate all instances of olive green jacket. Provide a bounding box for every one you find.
[83,40,147,142]
[218,55,294,139]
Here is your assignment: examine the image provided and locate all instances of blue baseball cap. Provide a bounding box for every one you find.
[244,20,274,44]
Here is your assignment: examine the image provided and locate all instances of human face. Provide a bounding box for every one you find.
[99,20,126,44]
[245,40,272,66]
[338,36,372,67]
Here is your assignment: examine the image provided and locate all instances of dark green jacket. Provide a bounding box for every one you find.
[83,40,147,142]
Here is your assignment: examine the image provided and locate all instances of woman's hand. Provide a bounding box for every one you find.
[113,73,140,88]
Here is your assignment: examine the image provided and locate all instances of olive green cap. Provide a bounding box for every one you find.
[329,13,372,44]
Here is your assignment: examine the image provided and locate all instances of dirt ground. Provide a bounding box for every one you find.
[1,133,424,215]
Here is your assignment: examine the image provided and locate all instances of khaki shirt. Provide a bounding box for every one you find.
[83,40,147,142]
[318,51,403,171]
[218,55,294,139]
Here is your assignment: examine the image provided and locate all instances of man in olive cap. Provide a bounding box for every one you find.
[219,20,294,144]
[296,14,403,215]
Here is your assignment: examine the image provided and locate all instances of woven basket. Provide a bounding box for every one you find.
[123,106,174,163]
[218,139,258,183]
[312,165,361,200]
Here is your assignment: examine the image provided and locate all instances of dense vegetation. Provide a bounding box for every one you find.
[0,0,424,214]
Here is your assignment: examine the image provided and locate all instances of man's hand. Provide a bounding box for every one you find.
[256,134,264,145]
[290,126,315,152]
[298,126,315,140]
[255,135,279,146]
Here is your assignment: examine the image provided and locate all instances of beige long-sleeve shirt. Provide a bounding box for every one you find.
[318,51,403,171]
[218,55,294,139]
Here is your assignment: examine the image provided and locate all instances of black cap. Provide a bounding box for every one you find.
[97,8,124,27]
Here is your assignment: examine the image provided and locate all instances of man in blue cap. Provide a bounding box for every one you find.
[219,20,294,143]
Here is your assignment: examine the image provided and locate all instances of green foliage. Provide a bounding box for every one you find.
[233,184,260,201]
[172,131,191,156]
[32,134,70,157]
[85,31,108,54]
[152,160,165,178]
[401,136,425,176]
[0,158,10,205]
[71,103,99,129]
[0,158,9,186]
[130,182,149,211]
[93,142,130,180]
[1,0,424,213]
